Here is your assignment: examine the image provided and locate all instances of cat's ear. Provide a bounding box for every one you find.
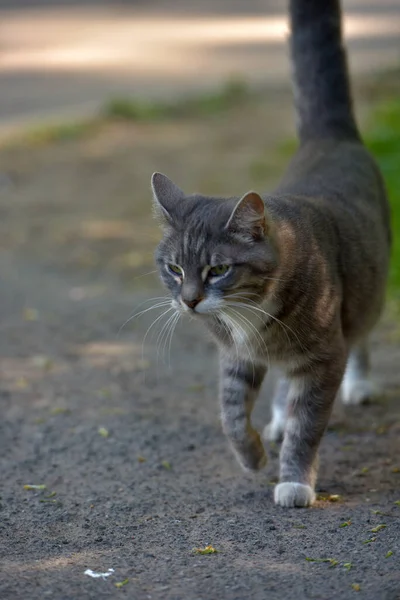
[151,172,185,224]
[225,191,267,239]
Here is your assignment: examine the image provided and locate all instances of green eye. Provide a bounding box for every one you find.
[209,264,231,277]
[168,264,183,276]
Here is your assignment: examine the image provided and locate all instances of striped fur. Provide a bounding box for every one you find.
[151,0,391,507]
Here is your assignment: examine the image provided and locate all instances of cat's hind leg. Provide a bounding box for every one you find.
[263,377,291,443]
[341,339,378,406]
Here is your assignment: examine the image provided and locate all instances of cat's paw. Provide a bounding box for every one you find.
[233,431,267,472]
[274,482,315,508]
[263,420,284,443]
[341,379,379,406]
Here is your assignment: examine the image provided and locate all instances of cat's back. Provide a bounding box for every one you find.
[274,139,391,246]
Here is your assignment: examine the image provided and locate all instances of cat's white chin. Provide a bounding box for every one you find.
[193,297,223,314]
[274,482,315,508]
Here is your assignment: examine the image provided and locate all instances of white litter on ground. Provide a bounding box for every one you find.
[84,568,115,580]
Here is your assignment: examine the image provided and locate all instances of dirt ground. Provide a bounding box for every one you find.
[1,90,400,600]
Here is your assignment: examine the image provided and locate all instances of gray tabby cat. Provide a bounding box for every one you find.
[151,0,391,507]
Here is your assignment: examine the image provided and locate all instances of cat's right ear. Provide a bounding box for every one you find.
[151,172,185,225]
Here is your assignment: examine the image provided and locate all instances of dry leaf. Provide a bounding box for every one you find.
[370,524,387,533]
[193,545,218,555]
[23,308,39,321]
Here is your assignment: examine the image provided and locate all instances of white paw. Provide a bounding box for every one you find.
[274,482,316,508]
[263,421,284,443]
[341,379,379,406]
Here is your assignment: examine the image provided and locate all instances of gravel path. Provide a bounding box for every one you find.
[1,94,400,599]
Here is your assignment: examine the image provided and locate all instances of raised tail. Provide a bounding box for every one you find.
[289,0,360,143]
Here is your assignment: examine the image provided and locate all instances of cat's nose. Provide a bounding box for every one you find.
[183,297,203,310]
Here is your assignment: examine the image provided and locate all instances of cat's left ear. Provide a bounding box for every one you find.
[225,191,267,239]
[151,172,185,224]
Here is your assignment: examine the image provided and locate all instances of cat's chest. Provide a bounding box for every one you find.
[220,303,298,363]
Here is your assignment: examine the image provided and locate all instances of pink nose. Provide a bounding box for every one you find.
[183,297,202,310]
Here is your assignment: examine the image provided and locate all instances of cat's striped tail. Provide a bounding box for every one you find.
[289,0,360,143]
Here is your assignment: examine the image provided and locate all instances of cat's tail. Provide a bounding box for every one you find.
[289,0,360,143]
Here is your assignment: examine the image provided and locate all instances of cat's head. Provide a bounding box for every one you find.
[152,173,278,316]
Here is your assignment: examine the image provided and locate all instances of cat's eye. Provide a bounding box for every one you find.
[167,264,183,277]
[209,264,231,277]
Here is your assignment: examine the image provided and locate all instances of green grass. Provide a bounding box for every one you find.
[103,79,250,121]
[365,99,400,295]
[3,79,250,148]
[15,119,102,146]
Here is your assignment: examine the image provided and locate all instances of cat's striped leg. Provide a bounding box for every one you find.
[275,352,346,507]
[341,339,378,405]
[219,356,267,472]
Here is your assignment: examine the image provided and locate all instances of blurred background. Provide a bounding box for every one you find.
[2,0,400,131]
[2,3,400,594]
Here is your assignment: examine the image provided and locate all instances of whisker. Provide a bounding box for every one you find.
[141,307,174,362]
[118,296,171,335]
[156,311,178,366]
[118,301,172,336]
[132,269,158,281]
[166,312,181,368]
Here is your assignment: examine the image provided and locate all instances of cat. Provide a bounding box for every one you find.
[150,0,391,507]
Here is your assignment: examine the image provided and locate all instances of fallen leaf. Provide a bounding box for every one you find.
[360,467,369,475]
[115,579,129,588]
[363,537,376,544]
[24,484,46,491]
[352,583,361,591]
[340,521,351,528]
[137,456,146,463]
[23,308,39,321]
[370,524,387,533]
[98,427,109,438]
[386,551,393,558]
[306,558,337,566]
[343,563,353,571]
[317,494,341,502]
[161,461,171,470]
[328,494,341,502]
[394,500,400,506]
[391,467,400,473]
[193,545,218,555]
[50,407,71,416]
[136,359,150,370]
[32,355,53,370]
[15,377,29,389]
[187,384,205,393]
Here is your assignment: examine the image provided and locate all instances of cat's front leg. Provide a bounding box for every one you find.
[219,355,267,472]
[275,351,347,508]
